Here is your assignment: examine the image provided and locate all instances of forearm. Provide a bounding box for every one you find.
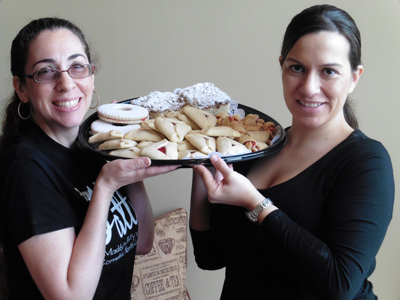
[125,181,154,254]
[19,178,114,300]
[189,170,212,231]
[66,182,112,298]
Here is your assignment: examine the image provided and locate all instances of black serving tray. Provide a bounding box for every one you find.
[77,99,287,167]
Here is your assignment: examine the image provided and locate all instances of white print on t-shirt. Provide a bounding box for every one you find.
[106,189,138,245]
[103,232,138,266]
[75,185,93,202]
[75,185,138,264]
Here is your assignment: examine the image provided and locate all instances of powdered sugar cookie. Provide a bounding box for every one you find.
[176,82,231,115]
[130,91,185,119]
[97,103,149,124]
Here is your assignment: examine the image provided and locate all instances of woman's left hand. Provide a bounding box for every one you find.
[192,155,265,210]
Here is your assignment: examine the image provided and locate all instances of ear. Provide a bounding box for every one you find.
[13,76,30,103]
[348,65,364,94]
[279,56,283,65]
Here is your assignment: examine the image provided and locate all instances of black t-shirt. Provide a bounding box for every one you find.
[191,130,394,299]
[0,121,138,300]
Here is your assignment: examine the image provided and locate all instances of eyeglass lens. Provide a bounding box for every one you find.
[35,64,93,83]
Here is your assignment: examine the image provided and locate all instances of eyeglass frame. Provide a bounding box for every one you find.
[21,63,95,84]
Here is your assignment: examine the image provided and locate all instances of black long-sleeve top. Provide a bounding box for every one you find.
[190,130,394,300]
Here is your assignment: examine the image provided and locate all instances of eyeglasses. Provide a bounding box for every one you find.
[22,63,95,84]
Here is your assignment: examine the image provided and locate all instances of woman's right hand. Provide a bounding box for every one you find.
[192,155,265,211]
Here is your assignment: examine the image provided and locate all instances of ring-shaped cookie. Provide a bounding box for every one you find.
[97,104,149,124]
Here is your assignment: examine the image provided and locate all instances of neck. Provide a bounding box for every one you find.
[287,118,354,150]
[34,120,79,149]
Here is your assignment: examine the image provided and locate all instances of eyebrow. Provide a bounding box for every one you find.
[285,58,343,68]
[32,54,87,68]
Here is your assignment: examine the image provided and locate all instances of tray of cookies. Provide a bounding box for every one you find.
[77,83,287,166]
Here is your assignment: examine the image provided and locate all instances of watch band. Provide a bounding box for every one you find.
[245,198,273,222]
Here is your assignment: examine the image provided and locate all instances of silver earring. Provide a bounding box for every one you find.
[18,102,32,120]
[90,90,100,109]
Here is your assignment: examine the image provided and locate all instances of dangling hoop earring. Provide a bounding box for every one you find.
[90,90,100,109]
[18,102,32,120]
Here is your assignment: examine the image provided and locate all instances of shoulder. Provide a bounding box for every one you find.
[329,130,394,193]
[337,130,392,165]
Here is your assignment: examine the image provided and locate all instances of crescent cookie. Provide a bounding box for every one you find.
[263,121,276,132]
[154,117,192,143]
[98,139,137,151]
[140,139,178,160]
[97,103,149,124]
[239,135,268,152]
[253,141,269,151]
[185,133,216,154]
[124,128,165,142]
[109,148,140,158]
[137,141,154,149]
[216,137,251,155]
[88,130,124,144]
[182,106,217,130]
[247,130,271,144]
[201,126,241,138]
[177,140,197,151]
[177,110,201,130]
[178,149,208,159]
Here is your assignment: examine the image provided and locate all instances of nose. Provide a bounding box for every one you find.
[300,71,320,98]
[56,70,76,91]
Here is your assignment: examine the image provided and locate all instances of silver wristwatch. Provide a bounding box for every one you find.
[245,198,273,222]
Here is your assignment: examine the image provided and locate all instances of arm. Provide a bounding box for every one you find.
[191,155,277,216]
[259,146,394,299]
[189,157,277,270]
[195,146,394,299]
[189,169,212,231]
[19,157,177,300]
[124,181,154,254]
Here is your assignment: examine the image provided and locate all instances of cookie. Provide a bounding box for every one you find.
[97,103,149,124]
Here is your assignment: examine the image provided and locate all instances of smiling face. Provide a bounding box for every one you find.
[14,28,94,143]
[280,31,363,131]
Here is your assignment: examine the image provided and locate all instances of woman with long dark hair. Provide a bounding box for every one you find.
[0,17,177,299]
[190,5,394,299]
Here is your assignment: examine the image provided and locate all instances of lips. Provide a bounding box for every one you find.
[298,100,323,108]
[54,98,80,108]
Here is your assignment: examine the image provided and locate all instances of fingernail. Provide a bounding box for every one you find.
[210,155,218,163]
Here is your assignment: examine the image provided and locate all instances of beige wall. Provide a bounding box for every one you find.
[1,0,399,299]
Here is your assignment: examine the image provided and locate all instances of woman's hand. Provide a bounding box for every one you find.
[96,157,178,197]
[192,155,264,211]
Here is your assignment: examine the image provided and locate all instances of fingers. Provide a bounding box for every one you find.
[209,155,232,180]
[101,158,178,190]
[128,157,151,170]
[125,158,178,180]
[142,164,179,178]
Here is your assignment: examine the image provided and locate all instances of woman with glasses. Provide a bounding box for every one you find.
[0,18,177,300]
[190,5,394,299]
